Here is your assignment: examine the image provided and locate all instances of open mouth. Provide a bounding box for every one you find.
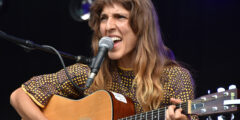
[111,37,121,42]
[111,37,122,47]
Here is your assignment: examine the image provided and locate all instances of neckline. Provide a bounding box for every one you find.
[118,66,133,71]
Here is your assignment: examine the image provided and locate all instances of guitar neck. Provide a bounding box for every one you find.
[119,102,190,120]
[119,89,239,120]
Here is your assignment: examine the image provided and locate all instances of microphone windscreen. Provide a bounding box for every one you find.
[99,37,114,50]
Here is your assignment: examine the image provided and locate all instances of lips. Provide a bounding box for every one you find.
[109,36,122,48]
[111,37,121,42]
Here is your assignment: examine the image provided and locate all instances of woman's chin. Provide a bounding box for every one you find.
[108,53,122,60]
[108,56,121,60]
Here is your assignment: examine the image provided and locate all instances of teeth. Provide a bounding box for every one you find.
[111,37,121,42]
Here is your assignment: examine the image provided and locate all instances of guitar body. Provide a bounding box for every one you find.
[42,90,135,120]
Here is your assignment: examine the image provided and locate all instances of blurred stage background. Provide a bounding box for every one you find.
[0,0,239,119]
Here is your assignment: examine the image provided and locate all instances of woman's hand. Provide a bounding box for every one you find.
[165,98,189,120]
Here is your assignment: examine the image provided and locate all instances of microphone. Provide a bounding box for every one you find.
[85,37,113,88]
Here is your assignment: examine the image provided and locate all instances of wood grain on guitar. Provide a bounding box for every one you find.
[42,90,135,120]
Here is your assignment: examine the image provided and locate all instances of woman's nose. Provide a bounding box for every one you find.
[106,18,116,32]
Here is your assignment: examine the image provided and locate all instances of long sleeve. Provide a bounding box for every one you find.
[22,63,90,108]
[161,66,198,120]
[161,66,195,105]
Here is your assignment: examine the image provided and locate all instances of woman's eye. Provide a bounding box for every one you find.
[100,16,107,21]
[116,15,126,19]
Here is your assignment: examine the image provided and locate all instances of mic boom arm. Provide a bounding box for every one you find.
[0,30,92,64]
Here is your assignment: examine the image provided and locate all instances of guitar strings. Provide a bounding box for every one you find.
[119,103,188,120]
[120,91,235,120]
[192,94,230,104]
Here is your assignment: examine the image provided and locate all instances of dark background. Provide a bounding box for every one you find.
[0,0,239,119]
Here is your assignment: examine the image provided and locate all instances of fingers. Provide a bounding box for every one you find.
[165,105,188,120]
[170,98,182,104]
[175,108,187,119]
[165,98,188,120]
[165,105,176,120]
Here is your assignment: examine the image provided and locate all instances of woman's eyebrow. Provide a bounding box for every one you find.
[101,11,129,16]
[100,14,107,17]
[115,13,128,17]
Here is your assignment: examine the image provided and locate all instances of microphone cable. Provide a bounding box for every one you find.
[41,45,85,95]
[0,30,88,93]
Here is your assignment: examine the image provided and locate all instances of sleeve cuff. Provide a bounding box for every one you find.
[21,84,45,108]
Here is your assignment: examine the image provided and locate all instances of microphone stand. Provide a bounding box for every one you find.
[0,30,91,65]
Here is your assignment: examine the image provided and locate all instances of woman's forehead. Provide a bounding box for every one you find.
[101,3,129,15]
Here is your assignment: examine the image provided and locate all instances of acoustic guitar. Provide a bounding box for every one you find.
[42,89,239,120]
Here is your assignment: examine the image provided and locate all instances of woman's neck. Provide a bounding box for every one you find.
[118,61,133,69]
[117,53,135,69]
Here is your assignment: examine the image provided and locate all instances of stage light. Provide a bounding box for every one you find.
[0,0,3,10]
[69,0,94,22]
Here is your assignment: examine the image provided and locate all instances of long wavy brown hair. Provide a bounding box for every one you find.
[88,0,177,111]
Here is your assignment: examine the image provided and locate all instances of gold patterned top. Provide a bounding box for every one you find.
[22,63,195,115]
